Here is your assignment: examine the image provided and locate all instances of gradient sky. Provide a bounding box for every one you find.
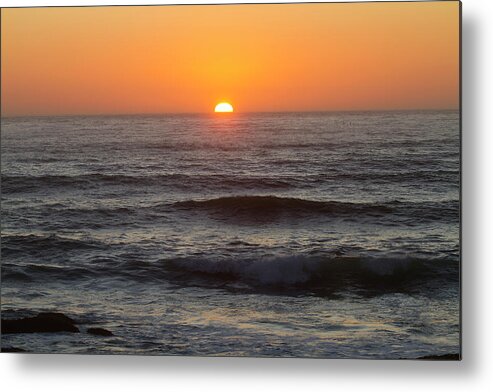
[1,2,459,116]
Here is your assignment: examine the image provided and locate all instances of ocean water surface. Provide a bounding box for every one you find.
[1,111,460,358]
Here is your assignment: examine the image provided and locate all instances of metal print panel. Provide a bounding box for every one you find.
[0,1,461,359]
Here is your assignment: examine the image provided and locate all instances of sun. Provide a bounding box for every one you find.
[214,102,234,113]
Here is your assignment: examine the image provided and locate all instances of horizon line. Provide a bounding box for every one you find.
[0,107,460,119]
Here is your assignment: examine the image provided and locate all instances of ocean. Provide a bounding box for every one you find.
[1,111,460,358]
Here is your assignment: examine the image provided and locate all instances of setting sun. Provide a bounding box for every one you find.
[215,102,234,113]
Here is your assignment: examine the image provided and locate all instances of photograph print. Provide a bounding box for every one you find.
[1,1,461,359]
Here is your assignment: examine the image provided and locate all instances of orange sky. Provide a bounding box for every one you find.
[1,2,459,116]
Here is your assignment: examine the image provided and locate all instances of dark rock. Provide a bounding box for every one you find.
[418,353,461,360]
[1,346,27,352]
[87,327,113,336]
[1,312,79,334]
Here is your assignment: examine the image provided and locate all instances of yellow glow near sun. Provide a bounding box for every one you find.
[214,102,234,113]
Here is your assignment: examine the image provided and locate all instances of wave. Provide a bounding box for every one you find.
[175,196,391,214]
[1,234,103,257]
[164,254,459,295]
[2,250,459,296]
[173,195,459,224]
[3,196,458,229]
[320,170,459,184]
[1,173,294,193]
[1,167,459,195]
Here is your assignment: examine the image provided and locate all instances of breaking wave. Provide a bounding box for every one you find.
[1,234,459,295]
[164,254,459,294]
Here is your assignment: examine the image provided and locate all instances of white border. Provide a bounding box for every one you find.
[2,1,492,391]
[0,0,415,6]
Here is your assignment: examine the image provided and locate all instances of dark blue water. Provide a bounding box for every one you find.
[1,111,460,357]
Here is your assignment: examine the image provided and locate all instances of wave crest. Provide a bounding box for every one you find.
[173,195,458,224]
[175,195,392,215]
[165,254,458,293]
